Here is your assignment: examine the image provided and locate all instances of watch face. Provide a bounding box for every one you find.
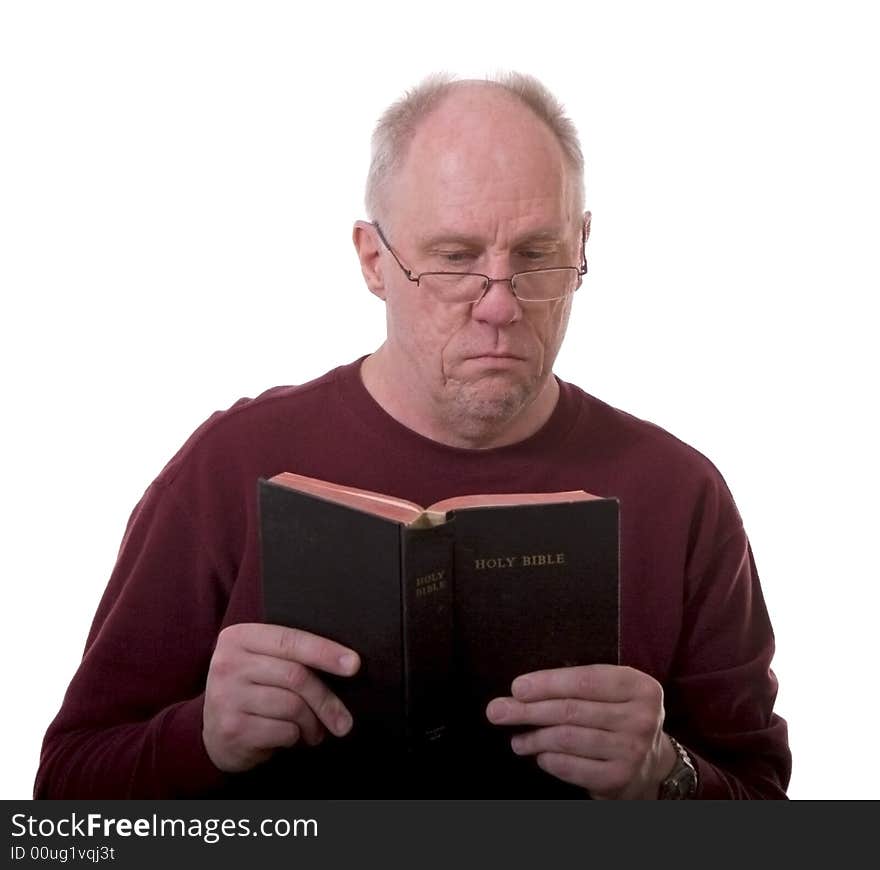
[661,773,692,799]
[659,761,697,799]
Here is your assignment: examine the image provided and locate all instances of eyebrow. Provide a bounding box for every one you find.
[418,229,564,250]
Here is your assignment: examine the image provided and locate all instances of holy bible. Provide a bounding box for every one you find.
[258,471,619,793]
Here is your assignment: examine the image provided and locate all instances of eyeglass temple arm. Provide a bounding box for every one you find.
[579,225,588,276]
[372,221,419,282]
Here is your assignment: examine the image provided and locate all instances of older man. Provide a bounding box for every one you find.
[36,73,790,799]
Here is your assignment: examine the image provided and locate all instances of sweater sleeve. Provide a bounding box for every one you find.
[666,526,791,799]
[34,479,233,798]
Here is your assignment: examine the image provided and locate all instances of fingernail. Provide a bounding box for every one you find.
[486,700,508,722]
[511,736,526,755]
[512,677,532,697]
[335,712,353,735]
[339,653,358,673]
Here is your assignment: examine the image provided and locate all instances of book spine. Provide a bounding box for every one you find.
[400,523,456,752]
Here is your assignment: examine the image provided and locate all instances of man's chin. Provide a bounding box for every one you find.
[450,376,535,423]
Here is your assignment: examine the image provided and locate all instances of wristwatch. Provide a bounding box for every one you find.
[657,736,698,799]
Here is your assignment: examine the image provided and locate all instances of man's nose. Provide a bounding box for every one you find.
[471,276,523,325]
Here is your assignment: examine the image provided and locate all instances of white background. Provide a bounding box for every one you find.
[2,1,877,800]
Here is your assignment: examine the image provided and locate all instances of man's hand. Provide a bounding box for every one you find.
[485,664,677,800]
[203,623,361,773]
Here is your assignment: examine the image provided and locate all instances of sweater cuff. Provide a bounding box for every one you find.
[156,694,229,797]
[690,750,727,799]
[688,748,787,799]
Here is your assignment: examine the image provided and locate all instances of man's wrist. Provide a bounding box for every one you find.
[651,733,679,797]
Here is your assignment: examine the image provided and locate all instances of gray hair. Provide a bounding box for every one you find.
[365,71,585,225]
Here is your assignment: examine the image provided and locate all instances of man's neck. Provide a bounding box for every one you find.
[360,348,560,450]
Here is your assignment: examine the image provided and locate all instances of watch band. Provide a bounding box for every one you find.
[657,736,698,800]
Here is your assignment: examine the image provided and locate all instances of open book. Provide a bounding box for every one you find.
[267,470,606,526]
[258,471,620,792]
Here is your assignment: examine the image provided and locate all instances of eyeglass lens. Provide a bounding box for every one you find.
[419,269,579,302]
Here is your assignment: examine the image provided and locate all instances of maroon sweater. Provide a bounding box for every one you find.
[35,358,790,798]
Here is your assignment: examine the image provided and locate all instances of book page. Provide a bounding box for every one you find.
[427,489,601,514]
[268,471,427,525]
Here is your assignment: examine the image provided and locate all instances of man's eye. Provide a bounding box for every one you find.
[520,250,549,261]
[441,252,474,264]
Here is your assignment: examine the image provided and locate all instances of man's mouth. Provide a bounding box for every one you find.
[467,352,524,361]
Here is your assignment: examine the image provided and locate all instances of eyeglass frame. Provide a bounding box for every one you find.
[371,221,588,303]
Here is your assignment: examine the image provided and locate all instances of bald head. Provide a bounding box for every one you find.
[387,85,577,239]
[365,73,585,229]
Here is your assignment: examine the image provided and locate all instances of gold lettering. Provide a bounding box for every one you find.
[416,582,441,597]
[523,552,567,566]
[474,555,520,570]
[473,553,567,570]
[415,569,446,587]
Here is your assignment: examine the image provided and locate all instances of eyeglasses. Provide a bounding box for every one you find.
[372,222,587,304]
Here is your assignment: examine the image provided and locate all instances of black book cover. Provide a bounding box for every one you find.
[259,479,455,754]
[258,477,619,797]
[448,499,619,795]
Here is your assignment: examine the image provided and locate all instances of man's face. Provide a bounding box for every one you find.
[368,88,585,443]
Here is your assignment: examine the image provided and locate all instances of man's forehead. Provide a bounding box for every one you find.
[416,226,569,247]
[399,98,569,193]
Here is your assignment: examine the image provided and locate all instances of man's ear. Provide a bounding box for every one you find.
[583,210,592,245]
[352,220,387,300]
